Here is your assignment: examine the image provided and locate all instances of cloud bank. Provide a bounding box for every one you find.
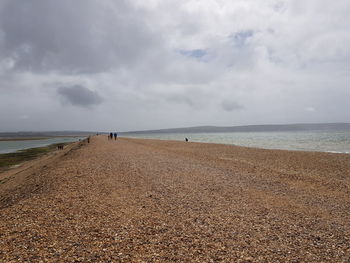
[0,0,349,131]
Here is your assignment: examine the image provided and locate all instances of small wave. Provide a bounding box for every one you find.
[326,151,350,154]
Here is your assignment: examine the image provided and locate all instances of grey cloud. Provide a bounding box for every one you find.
[0,0,157,73]
[57,85,103,108]
[159,86,213,110]
[221,100,244,112]
[166,94,195,108]
[178,49,207,59]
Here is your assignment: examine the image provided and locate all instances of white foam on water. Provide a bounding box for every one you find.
[326,151,350,154]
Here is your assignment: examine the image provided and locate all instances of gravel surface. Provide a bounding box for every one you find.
[0,136,350,262]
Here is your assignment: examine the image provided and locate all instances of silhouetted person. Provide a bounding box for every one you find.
[109,132,113,141]
[114,133,117,140]
[57,144,64,150]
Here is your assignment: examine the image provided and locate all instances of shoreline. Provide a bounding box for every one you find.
[0,140,83,173]
[1,136,349,186]
[121,135,350,155]
[120,129,350,154]
[1,136,349,262]
[0,136,87,155]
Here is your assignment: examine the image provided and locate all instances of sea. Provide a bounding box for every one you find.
[122,130,350,154]
[0,137,86,154]
[2,131,349,154]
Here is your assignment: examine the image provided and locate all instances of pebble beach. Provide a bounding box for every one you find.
[0,136,349,262]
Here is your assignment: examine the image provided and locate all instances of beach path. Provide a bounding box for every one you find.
[1,136,350,262]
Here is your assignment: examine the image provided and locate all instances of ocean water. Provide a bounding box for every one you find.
[0,137,86,154]
[122,130,350,154]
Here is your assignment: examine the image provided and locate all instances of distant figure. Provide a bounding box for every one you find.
[57,144,64,150]
[87,137,90,143]
[109,132,113,141]
[114,132,117,140]
[185,138,189,142]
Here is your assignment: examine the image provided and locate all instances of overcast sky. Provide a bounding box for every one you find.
[0,0,349,132]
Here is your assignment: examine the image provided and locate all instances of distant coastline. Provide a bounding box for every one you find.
[0,131,94,139]
[0,137,51,142]
[121,122,350,134]
[0,136,86,141]
[2,123,350,137]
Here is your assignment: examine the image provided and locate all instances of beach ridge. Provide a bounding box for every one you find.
[0,136,349,262]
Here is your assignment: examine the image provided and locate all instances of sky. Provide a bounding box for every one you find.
[0,0,349,132]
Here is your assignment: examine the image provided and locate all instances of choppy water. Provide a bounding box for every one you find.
[0,137,86,154]
[122,130,350,154]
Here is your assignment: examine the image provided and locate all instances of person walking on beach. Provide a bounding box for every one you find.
[57,144,64,150]
[109,132,113,141]
[114,132,117,140]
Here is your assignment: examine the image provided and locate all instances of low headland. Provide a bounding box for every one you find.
[0,136,349,262]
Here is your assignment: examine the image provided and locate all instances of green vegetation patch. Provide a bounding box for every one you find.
[0,143,64,171]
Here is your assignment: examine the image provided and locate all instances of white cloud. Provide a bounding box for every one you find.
[305,107,316,112]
